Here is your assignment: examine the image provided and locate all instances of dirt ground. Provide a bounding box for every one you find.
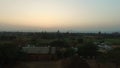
[14,58,119,68]
[14,57,90,68]
[14,61,63,68]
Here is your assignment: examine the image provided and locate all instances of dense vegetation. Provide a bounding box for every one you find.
[0,32,120,68]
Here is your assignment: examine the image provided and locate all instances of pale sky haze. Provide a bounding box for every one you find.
[0,0,120,32]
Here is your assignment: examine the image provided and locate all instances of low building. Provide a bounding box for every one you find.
[22,45,56,61]
[97,43,112,53]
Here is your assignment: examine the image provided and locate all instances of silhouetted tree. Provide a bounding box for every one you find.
[50,40,69,59]
[64,48,75,57]
[77,38,84,44]
[78,42,99,59]
[0,43,26,68]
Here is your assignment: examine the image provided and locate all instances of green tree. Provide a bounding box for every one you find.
[106,48,120,68]
[0,43,26,68]
[50,40,69,59]
[50,40,69,47]
[64,48,76,57]
[77,38,84,44]
[78,42,99,59]
[95,52,107,68]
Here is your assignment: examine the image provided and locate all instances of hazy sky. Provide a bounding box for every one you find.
[0,0,120,32]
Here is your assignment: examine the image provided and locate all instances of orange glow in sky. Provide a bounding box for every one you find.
[0,0,120,32]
